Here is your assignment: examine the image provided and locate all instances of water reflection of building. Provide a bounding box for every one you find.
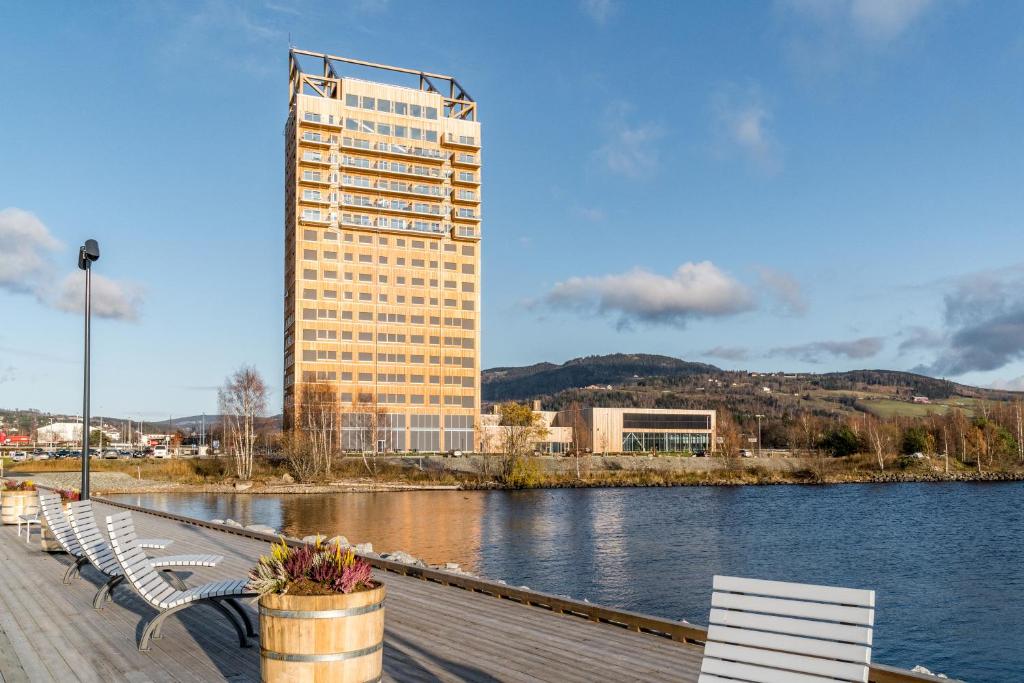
[278,491,484,569]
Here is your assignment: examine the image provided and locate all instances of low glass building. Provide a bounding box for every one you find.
[556,407,716,455]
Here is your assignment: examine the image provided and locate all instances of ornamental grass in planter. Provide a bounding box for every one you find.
[0,479,38,525]
[249,538,384,682]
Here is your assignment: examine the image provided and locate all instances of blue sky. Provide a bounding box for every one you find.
[2,0,1023,418]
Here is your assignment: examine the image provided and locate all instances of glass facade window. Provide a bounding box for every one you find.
[621,432,710,453]
[444,414,474,452]
[410,414,440,452]
[622,413,711,430]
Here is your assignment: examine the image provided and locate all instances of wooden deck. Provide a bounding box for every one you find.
[0,499,706,682]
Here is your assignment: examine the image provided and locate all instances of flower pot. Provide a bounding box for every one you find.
[40,502,69,552]
[259,583,385,682]
[1,490,39,525]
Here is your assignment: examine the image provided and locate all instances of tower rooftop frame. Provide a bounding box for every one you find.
[289,48,476,121]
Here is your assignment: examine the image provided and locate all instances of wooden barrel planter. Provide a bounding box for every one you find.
[259,583,385,682]
[0,490,39,525]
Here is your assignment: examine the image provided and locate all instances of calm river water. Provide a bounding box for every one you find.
[109,482,1023,681]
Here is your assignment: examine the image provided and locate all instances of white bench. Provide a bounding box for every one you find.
[66,500,222,609]
[105,510,256,651]
[699,575,875,683]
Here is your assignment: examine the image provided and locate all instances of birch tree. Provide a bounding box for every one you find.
[298,382,339,477]
[217,365,267,480]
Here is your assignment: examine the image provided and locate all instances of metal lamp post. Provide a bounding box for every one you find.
[78,239,100,499]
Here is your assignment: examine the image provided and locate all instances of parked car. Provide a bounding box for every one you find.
[739,449,753,458]
[102,449,120,459]
[34,452,51,460]
[152,445,169,459]
[10,451,29,462]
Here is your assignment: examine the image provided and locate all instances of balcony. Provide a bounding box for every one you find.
[452,152,480,168]
[299,211,331,225]
[341,137,448,162]
[454,225,480,239]
[299,172,332,186]
[453,210,481,222]
[300,194,331,205]
[444,133,480,149]
[451,171,480,186]
[341,196,443,218]
[300,133,333,146]
[300,153,331,166]
[301,113,342,128]
[341,213,448,237]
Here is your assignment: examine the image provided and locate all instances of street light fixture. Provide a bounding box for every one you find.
[78,239,100,500]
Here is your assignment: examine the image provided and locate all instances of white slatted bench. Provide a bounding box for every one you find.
[699,575,875,683]
[105,510,256,652]
[37,491,88,583]
[66,500,222,609]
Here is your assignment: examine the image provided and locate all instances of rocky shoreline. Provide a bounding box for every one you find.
[12,468,1023,496]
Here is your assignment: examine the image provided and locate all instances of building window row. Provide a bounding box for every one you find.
[300,230,474,256]
[342,194,441,216]
[621,432,710,453]
[342,174,444,197]
[340,154,443,180]
[343,94,440,121]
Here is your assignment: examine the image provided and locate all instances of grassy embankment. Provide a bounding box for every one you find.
[9,452,1022,491]
[5,457,464,487]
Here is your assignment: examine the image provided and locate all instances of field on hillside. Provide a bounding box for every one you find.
[859,397,978,419]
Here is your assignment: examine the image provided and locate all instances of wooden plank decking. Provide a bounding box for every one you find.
[0,500,705,682]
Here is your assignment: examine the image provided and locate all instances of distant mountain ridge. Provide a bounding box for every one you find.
[482,353,719,401]
[482,353,1014,403]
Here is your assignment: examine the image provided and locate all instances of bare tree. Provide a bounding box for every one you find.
[217,365,267,480]
[565,401,591,481]
[298,382,339,477]
[865,416,891,471]
[496,402,546,485]
[349,395,387,477]
[1016,400,1024,464]
[281,430,319,483]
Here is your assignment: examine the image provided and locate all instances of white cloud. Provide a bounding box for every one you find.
[575,206,607,222]
[757,267,807,315]
[702,346,751,362]
[580,0,616,24]
[781,0,935,44]
[0,208,62,294]
[712,86,782,174]
[594,104,664,179]
[0,206,143,321]
[990,375,1024,392]
[848,0,934,41]
[52,272,143,321]
[545,261,755,329]
[769,336,884,363]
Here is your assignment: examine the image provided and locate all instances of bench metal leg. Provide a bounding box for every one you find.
[94,575,124,609]
[139,604,189,651]
[139,600,249,652]
[205,599,250,648]
[220,597,256,638]
[63,556,88,584]
[158,569,188,591]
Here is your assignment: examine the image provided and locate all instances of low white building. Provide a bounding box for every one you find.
[36,422,120,444]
